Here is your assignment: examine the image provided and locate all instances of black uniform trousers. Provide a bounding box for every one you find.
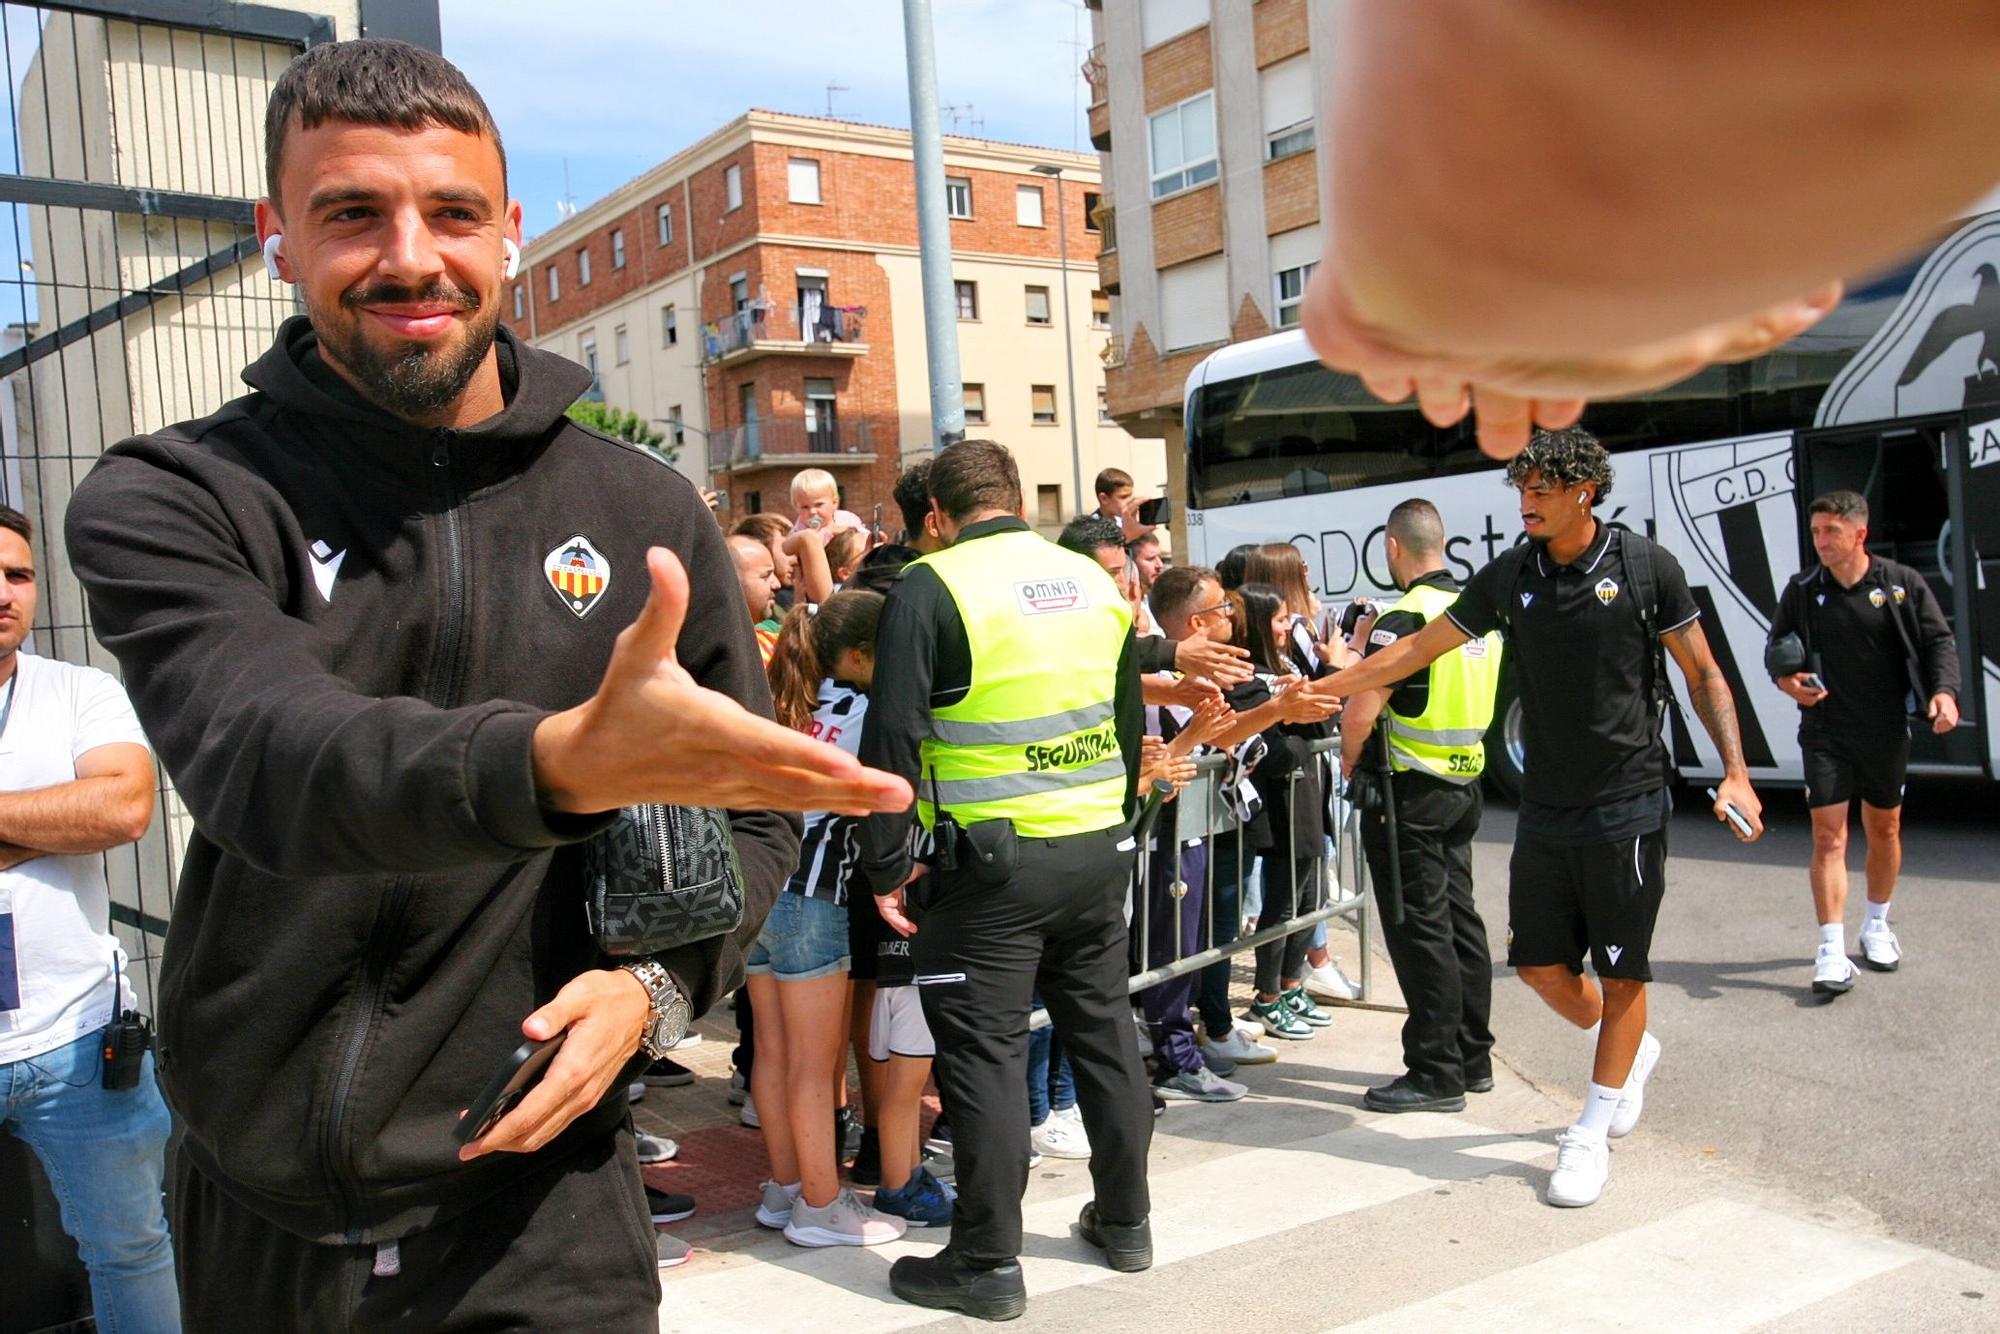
[169,1123,659,1332]
[1360,770,1494,1095]
[913,825,1153,1267]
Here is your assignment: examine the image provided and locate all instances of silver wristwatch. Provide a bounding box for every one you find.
[620,960,691,1059]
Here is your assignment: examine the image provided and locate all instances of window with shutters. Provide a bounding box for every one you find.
[1025,285,1051,326]
[1149,92,1218,198]
[1031,384,1058,425]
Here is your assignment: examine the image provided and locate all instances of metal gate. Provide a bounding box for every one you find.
[0,0,340,1020]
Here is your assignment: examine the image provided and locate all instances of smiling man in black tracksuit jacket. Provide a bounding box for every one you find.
[62,40,906,1330]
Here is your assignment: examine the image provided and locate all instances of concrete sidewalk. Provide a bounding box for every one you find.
[640,925,1996,1331]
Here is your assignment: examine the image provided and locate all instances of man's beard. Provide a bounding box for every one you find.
[310,278,498,421]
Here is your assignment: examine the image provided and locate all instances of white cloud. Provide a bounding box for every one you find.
[442,0,1095,234]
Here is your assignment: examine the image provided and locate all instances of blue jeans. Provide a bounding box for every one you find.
[745,891,851,980]
[2,1028,178,1333]
[1025,990,1076,1125]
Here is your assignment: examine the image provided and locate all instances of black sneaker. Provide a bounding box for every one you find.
[642,1057,695,1088]
[836,1105,863,1160]
[645,1185,696,1224]
[889,1249,1027,1321]
[1465,1072,1496,1094]
[848,1125,882,1187]
[1151,1090,1167,1118]
[1363,1075,1467,1114]
[1077,1201,1152,1272]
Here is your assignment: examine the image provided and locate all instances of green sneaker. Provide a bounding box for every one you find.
[1284,986,1333,1026]
[1248,996,1313,1041]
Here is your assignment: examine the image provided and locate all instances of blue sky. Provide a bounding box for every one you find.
[440,0,1096,240]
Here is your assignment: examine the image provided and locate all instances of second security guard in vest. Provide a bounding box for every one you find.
[860,441,1152,1322]
[1338,499,1504,1113]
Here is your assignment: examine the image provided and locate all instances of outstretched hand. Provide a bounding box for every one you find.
[1300,266,1842,459]
[534,548,914,816]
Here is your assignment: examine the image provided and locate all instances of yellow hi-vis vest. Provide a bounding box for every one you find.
[914,528,1132,838]
[1381,582,1504,783]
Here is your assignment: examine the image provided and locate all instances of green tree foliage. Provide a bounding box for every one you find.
[566,400,676,462]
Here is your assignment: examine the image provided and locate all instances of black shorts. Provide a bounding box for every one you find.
[1507,826,1667,981]
[847,873,886,980]
[1802,731,1909,810]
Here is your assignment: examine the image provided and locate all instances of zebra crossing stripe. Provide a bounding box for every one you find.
[1325,1197,1917,1334]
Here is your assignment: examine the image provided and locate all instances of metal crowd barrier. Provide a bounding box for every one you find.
[1032,736,1387,1028]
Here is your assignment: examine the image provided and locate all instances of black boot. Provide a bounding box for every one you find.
[889,1249,1027,1322]
[1077,1201,1152,1272]
[1363,1074,1467,1113]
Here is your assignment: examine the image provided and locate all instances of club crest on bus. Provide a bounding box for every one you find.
[545,535,610,618]
[1595,578,1620,606]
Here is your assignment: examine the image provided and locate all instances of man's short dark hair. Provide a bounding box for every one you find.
[1809,490,1869,526]
[1094,467,1133,498]
[1505,425,1615,504]
[1128,532,1161,554]
[0,504,31,545]
[1385,498,1444,555]
[265,39,506,202]
[892,459,933,538]
[930,439,1021,523]
[1151,564,1217,623]
[1059,515,1123,558]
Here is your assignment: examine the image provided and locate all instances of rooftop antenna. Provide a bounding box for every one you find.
[825,82,849,118]
[555,159,578,220]
[939,101,984,136]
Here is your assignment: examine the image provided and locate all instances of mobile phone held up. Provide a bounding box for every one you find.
[453,1034,566,1146]
[1137,495,1170,527]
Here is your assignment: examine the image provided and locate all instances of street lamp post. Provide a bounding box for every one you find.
[1032,163,1084,519]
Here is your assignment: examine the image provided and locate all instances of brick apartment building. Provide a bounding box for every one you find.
[1085,0,1335,516]
[505,110,1165,530]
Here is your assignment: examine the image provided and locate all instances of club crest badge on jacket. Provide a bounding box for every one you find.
[546,535,610,618]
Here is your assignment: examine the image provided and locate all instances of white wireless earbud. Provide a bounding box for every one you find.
[262,233,286,282]
[502,237,520,280]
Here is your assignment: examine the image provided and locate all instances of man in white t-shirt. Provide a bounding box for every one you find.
[0,505,175,1331]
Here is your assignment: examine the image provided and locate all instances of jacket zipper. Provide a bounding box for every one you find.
[322,428,468,1241]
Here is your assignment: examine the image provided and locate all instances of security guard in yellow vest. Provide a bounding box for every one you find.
[860,441,1151,1320]
[1338,499,1504,1114]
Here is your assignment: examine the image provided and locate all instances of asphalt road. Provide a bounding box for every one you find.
[1472,778,2000,1267]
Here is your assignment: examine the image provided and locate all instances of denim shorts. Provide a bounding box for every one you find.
[745,892,850,981]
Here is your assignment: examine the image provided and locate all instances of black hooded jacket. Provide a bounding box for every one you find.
[65,318,799,1244]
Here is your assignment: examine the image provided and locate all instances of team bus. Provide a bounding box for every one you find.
[1182,210,2000,799]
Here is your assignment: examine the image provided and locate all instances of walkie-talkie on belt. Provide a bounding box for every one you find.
[929,764,959,871]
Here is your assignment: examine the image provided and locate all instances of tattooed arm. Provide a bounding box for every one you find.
[1663,620,1764,841]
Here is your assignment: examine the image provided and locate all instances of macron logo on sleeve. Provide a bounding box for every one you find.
[308,539,346,603]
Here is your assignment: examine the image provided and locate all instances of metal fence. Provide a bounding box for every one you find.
[1034,736,1385,1030]
[0,1,332,1013]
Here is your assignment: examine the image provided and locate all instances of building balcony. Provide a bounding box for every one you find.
[1097,247,1119,294]
[1100,334,1125,369]
[707,419,877,474]
[699,303,869,366]
[1088,99,1111,152]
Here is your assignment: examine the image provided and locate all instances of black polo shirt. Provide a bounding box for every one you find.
[1447,524,1700,837]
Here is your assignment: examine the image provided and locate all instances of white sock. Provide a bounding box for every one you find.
[1575,1082,1622,1139]
[783,1181,803,1199]
[1819,922,1844,951]
[1865,900,1890,926]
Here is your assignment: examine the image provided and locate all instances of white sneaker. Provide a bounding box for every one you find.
[1201,1029,1278,1066]
[1028,1147,1044,1168]
[1858,918,1902,972]
[1609,1032,1660,1139]
[636,1132,679,1164]
[1303,960,1361,1002]
[755,1179,800,1229]
[727,1068,748,1106]
[783,1187,907,1247]
[1812,943,1857,996]
[1032,1111,1092,1160]
[626,1081,646,1104]
[655,1231,692,1269]
[1547,1127,1610,1208]
[1233,1016,1266,1040]
[739,1094,760,1128]
[1155,1066,1248,1102]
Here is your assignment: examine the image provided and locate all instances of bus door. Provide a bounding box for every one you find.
[1793,415,1988,775]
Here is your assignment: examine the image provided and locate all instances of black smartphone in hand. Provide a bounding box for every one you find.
[1137,495,1170,526]
[453,1034,566,1146]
